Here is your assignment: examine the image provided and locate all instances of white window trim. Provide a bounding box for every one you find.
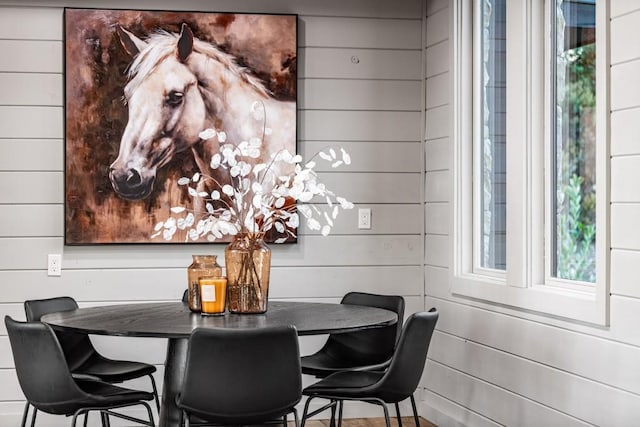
[450,0,610,325]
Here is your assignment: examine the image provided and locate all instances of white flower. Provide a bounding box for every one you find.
[199,128,216,140]
[152,103,354,243]
[341,148,351,165]
[287,213,299,228]
[251,100,265,120]
[210,153,221,169]
[307,218,321,230]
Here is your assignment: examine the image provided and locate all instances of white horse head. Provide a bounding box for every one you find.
[109,24,295,201]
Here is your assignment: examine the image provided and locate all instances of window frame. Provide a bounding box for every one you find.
[451,0,610,325]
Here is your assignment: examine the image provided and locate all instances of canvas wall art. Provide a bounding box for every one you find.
[64,8,297,244]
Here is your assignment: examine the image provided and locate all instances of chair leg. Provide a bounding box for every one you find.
[83,413,88,427]
[293,408,300,427]
[329,399,337,427]
[30,407,37,427]
[100,410,111,427]
[337,400,344,427]
[142,401,155,427]
[300,396,315,427]
[410,394,420,427]
[148,374,160,412]
[20,402,30,427]
[380,401,391,427]
[71,409,85,427]
[395,402,403,427]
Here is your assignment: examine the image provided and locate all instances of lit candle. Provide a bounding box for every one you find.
[199,277,227,315]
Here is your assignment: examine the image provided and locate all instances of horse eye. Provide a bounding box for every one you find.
[166,91,184,107]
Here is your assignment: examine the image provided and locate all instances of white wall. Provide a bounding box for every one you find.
[0,0,426,424]
[422,0,640,426]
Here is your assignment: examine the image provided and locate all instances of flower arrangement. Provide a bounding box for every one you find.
[152,102,354,313]
[151,106,354,243]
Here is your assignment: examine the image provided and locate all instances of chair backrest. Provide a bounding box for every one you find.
[178,326,302,424]
[5,316,89,415]
[323,292,405,366]
[374,308,439,402]
[24,297,95,371]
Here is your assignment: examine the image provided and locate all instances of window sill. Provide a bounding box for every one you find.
[451,273,608,326]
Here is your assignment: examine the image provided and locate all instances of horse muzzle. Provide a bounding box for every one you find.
[109,166,155,200]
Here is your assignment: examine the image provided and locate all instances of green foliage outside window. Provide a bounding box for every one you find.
[555,38,596,282]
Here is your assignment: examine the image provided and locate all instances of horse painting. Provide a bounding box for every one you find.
[64,9,296,244]
[109,23,296,202]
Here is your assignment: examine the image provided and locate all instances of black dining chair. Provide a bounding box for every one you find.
[23,297,160,412]
[300,309,439,427]
[177,325,302,427]
[301,292,405,378]
[5,316,155,427]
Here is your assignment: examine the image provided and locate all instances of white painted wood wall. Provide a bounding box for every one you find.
[0,0,426,425]
[5,0,640,426]
[422,0,640,426]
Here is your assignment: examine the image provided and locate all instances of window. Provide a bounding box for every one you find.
[479,0,507,272]
[452,0,608,324]
[552,0,596,283]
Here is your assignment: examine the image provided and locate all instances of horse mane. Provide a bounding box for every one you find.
[124,30,270,99]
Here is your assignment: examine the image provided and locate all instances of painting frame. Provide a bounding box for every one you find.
[63,7,298,245]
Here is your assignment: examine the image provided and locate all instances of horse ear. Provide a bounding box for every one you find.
[177,23,194,63]
[116,26,147,57]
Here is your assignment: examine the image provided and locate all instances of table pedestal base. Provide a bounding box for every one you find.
[158,338,188,427]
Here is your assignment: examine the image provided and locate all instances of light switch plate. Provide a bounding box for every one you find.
[358,208,372,229]
[48,254,62,276]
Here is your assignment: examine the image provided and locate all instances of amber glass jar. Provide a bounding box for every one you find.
[187,255,222,312]
[225,233,271,314]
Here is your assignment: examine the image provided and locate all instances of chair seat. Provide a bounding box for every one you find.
[6,316,156,426]
[300,292,405,380]
[23,296,160,412]
[74,356,156,383]
[300,310,439,427]
[301,352,390,378]
[76,379,155,407]
[304,370,384,397]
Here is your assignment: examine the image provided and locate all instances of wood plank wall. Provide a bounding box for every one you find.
[0,0,426,424]
[422,0,640,426]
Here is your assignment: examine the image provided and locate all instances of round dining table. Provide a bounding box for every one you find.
[42,300,398,427]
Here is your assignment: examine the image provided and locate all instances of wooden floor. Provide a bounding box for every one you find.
[302,417,437,427]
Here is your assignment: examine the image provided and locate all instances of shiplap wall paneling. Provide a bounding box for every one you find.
[421,0,455,424]
[0,0,423,18]
[426,361,591,427]
[608,6,640,358]
[431,297,640,398]
[0,1,425,423]
[419,0,640,426]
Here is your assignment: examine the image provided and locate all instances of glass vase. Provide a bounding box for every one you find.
[187,255,222,312]
[225,233,271,314]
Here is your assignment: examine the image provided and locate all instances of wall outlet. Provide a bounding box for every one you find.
[48,254,62,276]
[358,208,372,229]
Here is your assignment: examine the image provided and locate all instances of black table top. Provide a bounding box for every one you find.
[41,301,398,339]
